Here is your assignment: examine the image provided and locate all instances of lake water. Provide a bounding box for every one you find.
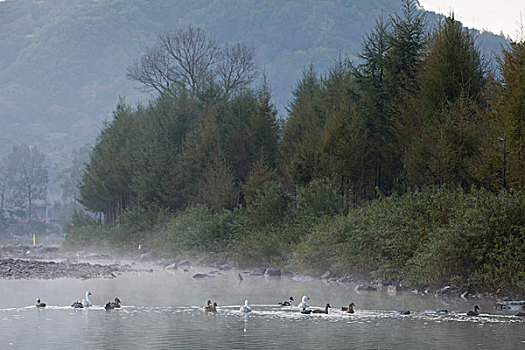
[0,264,523,349]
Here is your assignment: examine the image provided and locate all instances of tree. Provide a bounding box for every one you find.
[6,145,48,218]
[56,146,91,203]
[0,157,9,225]
[128,26,257,97]
[473,39,525,190]
[405,14,486,188]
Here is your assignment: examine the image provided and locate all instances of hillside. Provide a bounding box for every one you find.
[0,0,507,167]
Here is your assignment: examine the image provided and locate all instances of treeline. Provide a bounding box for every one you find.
[0,145,48,225]
[73,2,524,291]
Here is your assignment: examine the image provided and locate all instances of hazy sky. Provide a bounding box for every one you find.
[419,0,524,39]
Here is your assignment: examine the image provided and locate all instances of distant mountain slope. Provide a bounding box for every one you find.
[0,0,507,165]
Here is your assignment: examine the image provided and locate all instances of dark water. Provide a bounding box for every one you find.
[0,266,523,349]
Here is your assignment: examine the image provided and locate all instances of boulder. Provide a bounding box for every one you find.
[435,286,461,298]
[336,276,353,283]
[250,267,266,275]
[178,260,191,267]
[165,263,177,270]
[193,273,213,279]
[265,267,281,276]
[355,284,377,292]
[321,271,331,279]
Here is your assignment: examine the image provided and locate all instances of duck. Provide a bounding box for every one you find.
[298,296,310,310]
[203,301,217,312]
[36,299,46,308]
[104,298,121,310]
[240,299,252,313]
[466,305,479,316]
[279,297,294,307]
[515,312,525,317]
[72,291,92,308]
[396,310,411,315]
[312,303,331,314]
[342,302,355,313]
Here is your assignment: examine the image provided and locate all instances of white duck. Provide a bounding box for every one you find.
[298,296,310,310]
[239,299,252,313]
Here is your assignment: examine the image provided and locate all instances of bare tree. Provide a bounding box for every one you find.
[218,43,258,94]
[6,145,48,218]
[128,26,257,97]
[127,45,175,96]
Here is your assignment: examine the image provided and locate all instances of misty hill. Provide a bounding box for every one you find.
[0,0,507,165]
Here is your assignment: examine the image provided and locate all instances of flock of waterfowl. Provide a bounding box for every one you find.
[35,291,120,311]
[34,293,525,317]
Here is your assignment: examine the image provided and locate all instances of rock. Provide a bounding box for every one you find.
[321,271,331,279]
[218,263,232,271]
[178,260,191,267]
[137,252,155,262]
[355,284,377,292]
[165,263,178,270]
[435,286,461,298]
[193,273,213,279]
[250,267,266,275]
[336,276,353,283]
[264,267,281,276]
[281,270,294,277]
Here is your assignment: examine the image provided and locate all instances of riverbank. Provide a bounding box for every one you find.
[64,187,525,299]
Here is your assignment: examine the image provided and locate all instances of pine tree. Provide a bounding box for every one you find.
[473,39,525,190]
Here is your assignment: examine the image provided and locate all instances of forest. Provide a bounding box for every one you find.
[68,2,524,293]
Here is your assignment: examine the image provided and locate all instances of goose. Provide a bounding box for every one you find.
[204,302,217,312]
[240,299,252,313]
[342,303,355,313]
[466,305,479,316]
[104,298,121,310]
[279,297,294,307]
[300,308,312,314]
[298,296,310,310]
[83,291,93,307]
[36,299,46,308]
[312,303,331,314]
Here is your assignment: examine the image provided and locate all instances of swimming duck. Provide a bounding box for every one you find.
[396,310,411,315]
[204,302,217,312]
[72,291,92,308]
[298,296,310,310]
[240,299,252,313]
[466,305,479,316]
[36,299,46,308]
[104,298,121,310]
[342,302,355,313]
[279,297,294,307]
[71,301,84,308]
[300,308,312,314]
[312,303,331,314]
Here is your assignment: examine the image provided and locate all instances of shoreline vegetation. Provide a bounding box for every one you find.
[67,2,524,298]
[65,186,525,298]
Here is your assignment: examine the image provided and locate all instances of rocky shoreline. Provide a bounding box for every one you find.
[0,245,146,280]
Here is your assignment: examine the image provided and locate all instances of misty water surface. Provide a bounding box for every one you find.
[1,265,524,349]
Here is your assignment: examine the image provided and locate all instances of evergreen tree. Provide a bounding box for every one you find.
[473,39,525,190]
[405,14,486,188]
